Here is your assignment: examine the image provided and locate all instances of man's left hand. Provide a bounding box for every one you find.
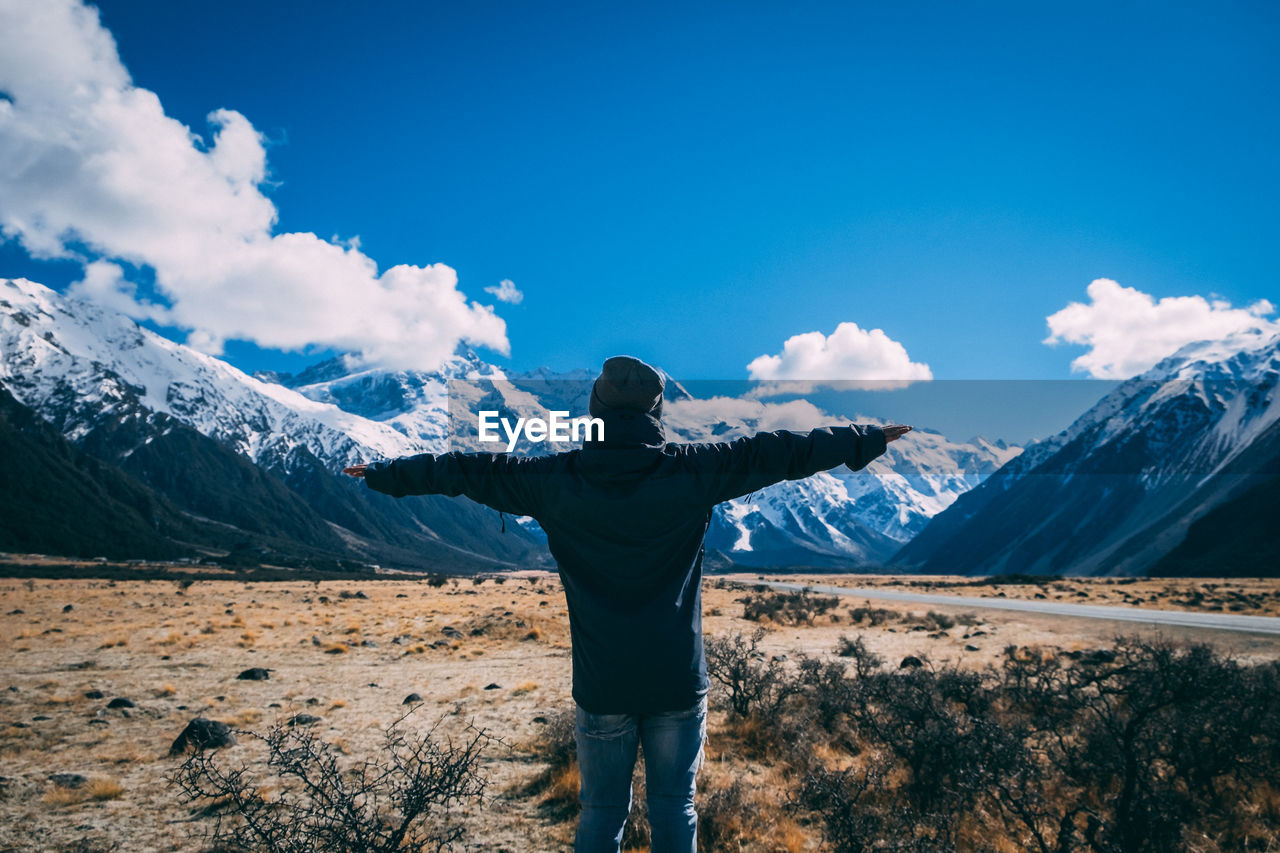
[882,425,912,442]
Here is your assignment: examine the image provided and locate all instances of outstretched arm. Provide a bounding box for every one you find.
[344,452,551,518]
[690,423,910,505]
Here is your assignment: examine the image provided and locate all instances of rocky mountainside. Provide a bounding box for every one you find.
[892,330,1280,576]
[0,278,544,571]
[278,357,1021,567]
[2,277,1020,570]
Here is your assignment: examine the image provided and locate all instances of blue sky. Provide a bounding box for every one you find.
[1,0,1277,386]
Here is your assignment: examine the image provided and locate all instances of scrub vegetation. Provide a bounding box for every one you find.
[1,569,1278,851]
[701,631,1280,852]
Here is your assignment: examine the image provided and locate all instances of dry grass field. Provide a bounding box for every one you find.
[1,569,1278,852]
[789,573,1280,617]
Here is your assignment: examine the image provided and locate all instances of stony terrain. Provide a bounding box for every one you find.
[2,569,1278,852]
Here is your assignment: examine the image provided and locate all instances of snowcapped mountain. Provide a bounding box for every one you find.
[0,278,546,570]
[275,356,1021,567]
[2,276,1019,570]
[0,277,416,470]
[662,397,1019,565]
[893,329,1280,576]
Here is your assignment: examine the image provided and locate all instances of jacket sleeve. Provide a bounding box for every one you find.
[689,424,887,506]
[361,452,552,518]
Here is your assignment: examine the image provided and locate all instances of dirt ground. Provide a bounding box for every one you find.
[2,570,1278,852]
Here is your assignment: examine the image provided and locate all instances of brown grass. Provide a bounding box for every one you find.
[0,571,1276,852]
[544,762,580,809]
[42,787,83,807]
[224,708,264,727]
[87,778,125,801]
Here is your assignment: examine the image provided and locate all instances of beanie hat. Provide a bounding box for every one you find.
[589,355,665,419]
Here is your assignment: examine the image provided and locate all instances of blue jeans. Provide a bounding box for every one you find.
[574,694,708,853]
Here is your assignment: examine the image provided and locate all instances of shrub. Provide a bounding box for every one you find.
[740,590,840,626]
[925,610,955,630]
[703,629,1280,853]
[994,636,1280,853]
[848,605,899,626]
[697,775,752,848]
[705,628,798,719]
[790,758,946,853]
[835,635,883,677]
[173,712,489,852]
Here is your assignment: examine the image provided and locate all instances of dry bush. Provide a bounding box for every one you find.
[835,635,884,675]
[705,628,797,719]
[848,605,900,626]
[924,610,956,630]
[740,589,840,626]
[173,711,490,853]
[703,631,1280,853]
[697,769,777,850]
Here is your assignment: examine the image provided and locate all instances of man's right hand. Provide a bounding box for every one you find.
[343,464,368,478]
[883,425,912,442]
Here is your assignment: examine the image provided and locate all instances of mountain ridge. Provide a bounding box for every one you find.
[892,331,1280,576]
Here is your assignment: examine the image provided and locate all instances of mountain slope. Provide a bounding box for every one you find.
[1,278,544,569]
[892,331,1280,576]
[0,385,182,559]
[3,276,1021,571]
[1148,419,1280,576]
[281,361,1021,567]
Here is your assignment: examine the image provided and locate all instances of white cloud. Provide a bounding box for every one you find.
[484,278,523,304]
[1044,279,1280,379]
[0,0,509,370]
[664,395,836,435]
[746,322,932,395]
[68,259,171,324]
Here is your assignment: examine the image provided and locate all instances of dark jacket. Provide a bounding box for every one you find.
[362,408,886,714]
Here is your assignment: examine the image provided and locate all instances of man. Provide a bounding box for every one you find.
[344,355,910,852]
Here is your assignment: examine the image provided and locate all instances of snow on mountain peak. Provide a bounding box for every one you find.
[3,277,1028,567]
[1151,329,1280,382]
[1,278,418,466]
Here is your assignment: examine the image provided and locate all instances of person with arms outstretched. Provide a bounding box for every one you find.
[345,355,910,853]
